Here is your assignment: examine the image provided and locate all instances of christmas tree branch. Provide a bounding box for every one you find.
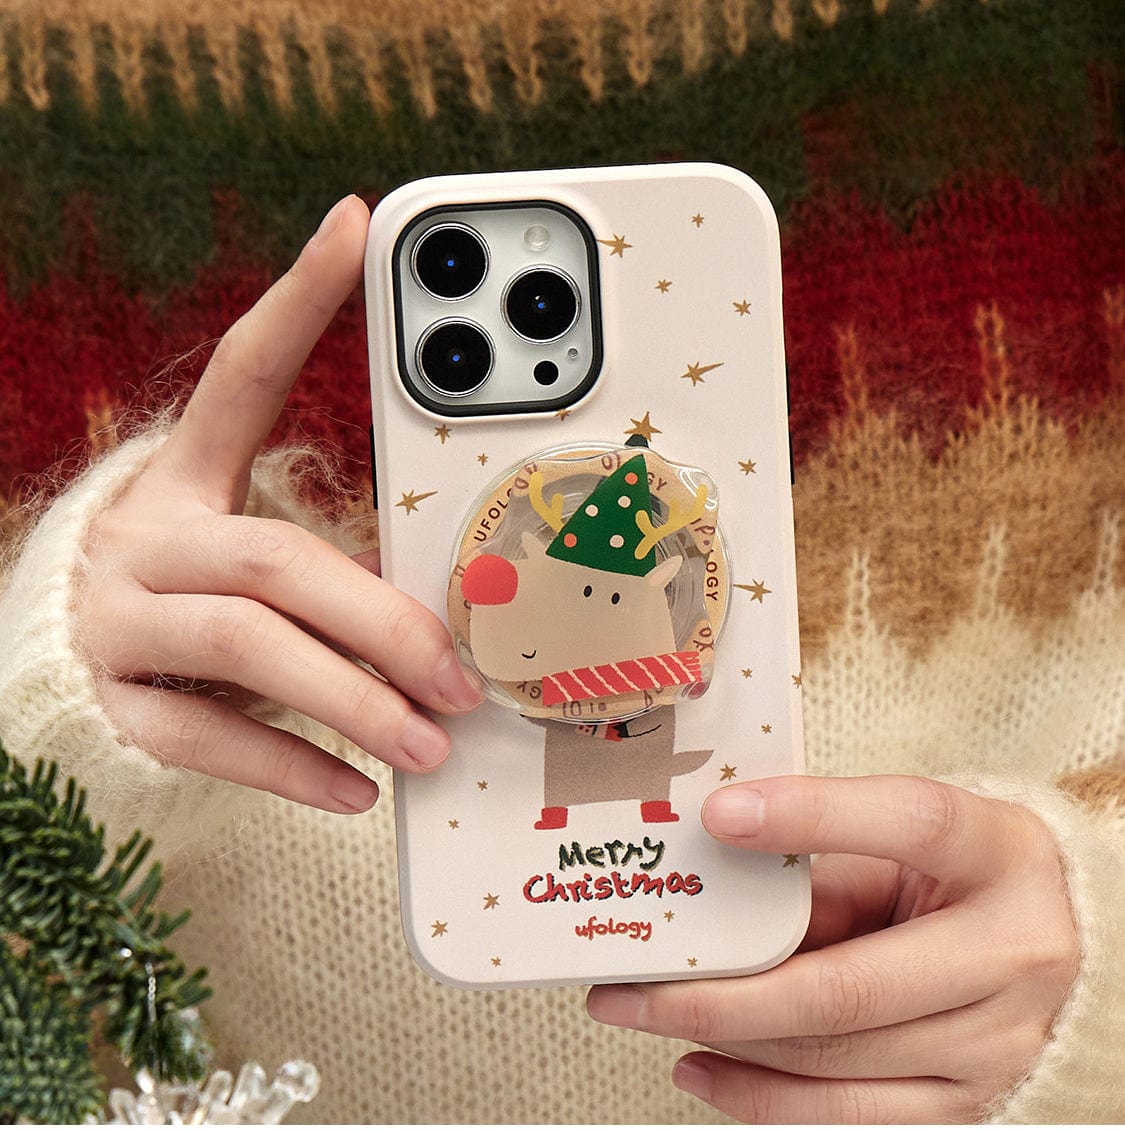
[0,744,212,1122]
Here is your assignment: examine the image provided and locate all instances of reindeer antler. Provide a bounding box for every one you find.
[528,471,566,532]
[634,484,708,559]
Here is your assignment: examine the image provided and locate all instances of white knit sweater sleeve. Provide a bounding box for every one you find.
[0,433,252,857]
[973,776,1125,1122]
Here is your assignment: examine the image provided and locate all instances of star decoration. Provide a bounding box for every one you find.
[483,893,500,910]
[477,453,488,465]
[687,956,699,967]
[625,412,662,443]
[681,360,724,386]
[434,424,452,444]
[477,780,489,790]
[735,580,772,602]
[597,234,633,257]
[739,458,757,475]
[396,489,437,514]
[448,819,460,829]
[733,299,752,316]
[655,279,672,293]
[664,910,675,922]
[792,674,802,688]
[783,854,800,868]
[741,668,753,678]
[431,921,448,937]
[719,764,737,781]
[691,214,704,227]
[555,409,572,421]
[761,723,772,734]
[491,956,502,967]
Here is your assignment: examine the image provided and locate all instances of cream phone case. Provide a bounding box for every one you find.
[366,163,808,989]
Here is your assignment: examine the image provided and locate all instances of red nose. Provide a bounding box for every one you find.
[461,554,519,605]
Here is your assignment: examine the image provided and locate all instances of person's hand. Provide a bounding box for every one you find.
[586,774,1079,1123]
[75,195,482,814]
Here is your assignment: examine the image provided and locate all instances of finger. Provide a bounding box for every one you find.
[670,1052,975,1124]
[700,999,1003,1082]
[587,910,1001,1042]
[701,775,1030,887]
[101,588,452,772]
[135,515,480,713]
[160,195,370,502]
[800,853,902,952]
[98,676,381,814]
[351,547,381,575]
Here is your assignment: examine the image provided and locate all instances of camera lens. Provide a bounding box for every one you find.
[417,320,494,397]
[413,223,488,300]
[504,268,580,342]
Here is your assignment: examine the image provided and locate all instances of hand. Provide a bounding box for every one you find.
[586,774,1079,1123]
[75,195,482,815]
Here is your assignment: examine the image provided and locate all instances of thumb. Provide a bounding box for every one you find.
[701,774,1013,889]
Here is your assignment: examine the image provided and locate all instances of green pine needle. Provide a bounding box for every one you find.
[0,743,212,1122]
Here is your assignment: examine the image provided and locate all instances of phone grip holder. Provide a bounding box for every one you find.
[448,442,731,723]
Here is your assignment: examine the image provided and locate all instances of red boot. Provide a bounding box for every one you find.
[640,800,680,823]
[534,806,568,830]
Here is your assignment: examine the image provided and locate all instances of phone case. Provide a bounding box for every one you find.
[365,163,808,989]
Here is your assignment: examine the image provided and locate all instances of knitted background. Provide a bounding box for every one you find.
[0,0,1122,1119]
[0,0,1122,656]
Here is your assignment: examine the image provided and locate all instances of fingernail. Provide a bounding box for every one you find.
[400,713,451,768]
[329,770,379,813]
[436,653,484,712]
[313,195,354,244]
[587,985,646,1028]
[703,786,766,838]
[672,1057,713,1102]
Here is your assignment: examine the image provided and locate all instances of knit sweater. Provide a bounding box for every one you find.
[0,420,1122,1123]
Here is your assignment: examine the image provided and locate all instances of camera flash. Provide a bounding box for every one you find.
[523,224,551,253]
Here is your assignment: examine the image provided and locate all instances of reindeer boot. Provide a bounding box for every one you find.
[534,806,569,830]
[640,800,680,823]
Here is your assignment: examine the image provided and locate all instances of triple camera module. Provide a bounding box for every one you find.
[393,204,602,415]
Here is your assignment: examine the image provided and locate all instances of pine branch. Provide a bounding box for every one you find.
[0,744,213,1121]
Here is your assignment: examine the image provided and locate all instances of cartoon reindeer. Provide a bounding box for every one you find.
[460,454,713,830]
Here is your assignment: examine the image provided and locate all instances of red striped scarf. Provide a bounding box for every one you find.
[541,651,702,706]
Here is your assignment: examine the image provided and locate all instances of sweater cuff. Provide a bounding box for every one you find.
[0,432,243,860]
[949,774,1125,1122]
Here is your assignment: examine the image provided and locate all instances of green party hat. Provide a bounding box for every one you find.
[547,455,655,576]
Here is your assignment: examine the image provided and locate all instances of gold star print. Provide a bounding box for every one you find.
[448,819,460,829]
[396,489,437,515]
[741,668,753,678]
[761,724,772,734]
[477,780,488,790]
[691,214,704,228]
[483,893,500,910]
[719,764,737,781]
[477,453,488,465]
[783,854,800,868]
[434,424,452,444]
[733,299,751,316]
[625,412,662,443]
[655,279,672,293]
[735,580,772,602]
[431,921,448,937]
[597,234,633,257]
[555,409,572,421]
[687,956,699,967]
[739,458,757,475]
[664,910,675,922]
[792,674,802,688]
[681,360,724,386]
[491,957,502,967]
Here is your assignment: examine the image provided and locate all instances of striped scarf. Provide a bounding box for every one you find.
[541,651,702,706]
